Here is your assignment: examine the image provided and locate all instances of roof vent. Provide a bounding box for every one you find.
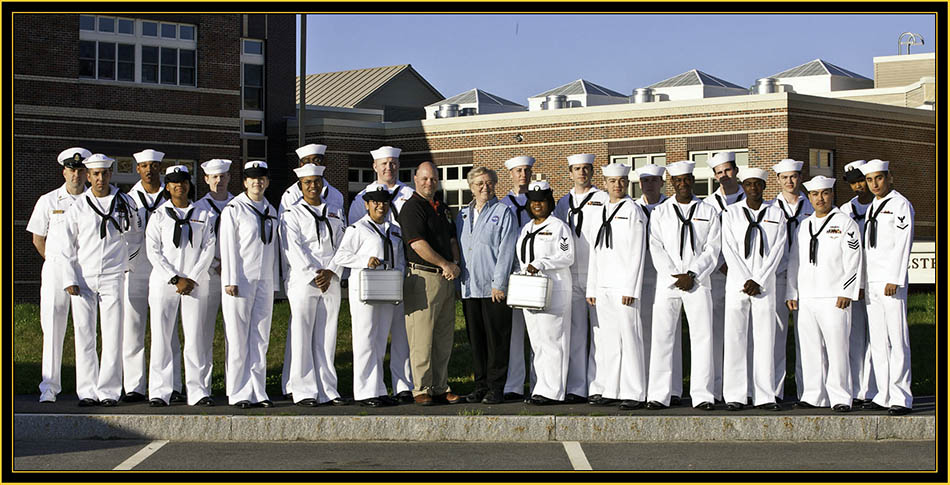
[632,87,654,103]
[755,77,779,94]
[437,104,459,118]
[460,107,477,116]
[545,95,567,110]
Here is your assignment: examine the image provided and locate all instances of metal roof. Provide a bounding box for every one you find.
[295,64,442,107]
[427,88,525,108]
[770,59,871,80]
[647,69,745,89]
[531,79,627,98]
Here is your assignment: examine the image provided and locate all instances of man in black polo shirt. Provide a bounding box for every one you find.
[398,161,464,406]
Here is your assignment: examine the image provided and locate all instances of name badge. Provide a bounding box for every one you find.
[692,217,709,222]
[589,201,603,206]
[539,231,553,236]
[52,210,64,214]
[764,220,779,224]
[190,219,205,224]
[616,216,629,220]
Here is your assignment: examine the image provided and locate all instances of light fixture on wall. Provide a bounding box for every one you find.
[514,133,524,142]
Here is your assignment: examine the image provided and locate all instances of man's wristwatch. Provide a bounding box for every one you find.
[169,275,180,285]
[686,271,697,279]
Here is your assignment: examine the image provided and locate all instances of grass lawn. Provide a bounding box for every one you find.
[12,290,937,399]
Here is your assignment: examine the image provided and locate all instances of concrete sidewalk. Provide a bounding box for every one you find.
[14,395,936,443]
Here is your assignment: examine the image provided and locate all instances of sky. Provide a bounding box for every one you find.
[294,14,936,104]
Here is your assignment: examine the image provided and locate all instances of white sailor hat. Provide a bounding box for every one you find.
[164,165,191,183]
[201,159,232,175]
[296,144,327,159]
[293,164,326,179]
[370,146,401,160]
[363,183,392,202]
[772,158,804,174]
[83,153,115,169]
[737,167,769,182]
[504,156,535,170]
[243,160,269,177]
[803,175,835,192]
[665,160,695,177]
[858,159,889,175]
[58,147,92,167]
[601,163,630,177]
[526,180,553,201]
[706,151,736,168]
[635,164,666,179]
[843,160,867,173]
[133,149,165,164]
[567,154,595,166]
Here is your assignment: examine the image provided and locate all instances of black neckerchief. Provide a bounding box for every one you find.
[595,200,626,249]
[639,203,651,226]
[520,223,549,264]
[850,202,866,223]
[865,197,892,249]
[86,193,129,239]
[388,188,401,219]
[302,204,335,248]
[808,214,836,265]
[137,189,165,225]
[778,196,804,248]
[165,206,194,248]
[715,191,744,212]
[247,202,276,244]
[568,190,596,237]
[206,198,225,235]
[508,194,527,226]
[367,220,394,266]
[673,201,699,259]
[742,206,768,259]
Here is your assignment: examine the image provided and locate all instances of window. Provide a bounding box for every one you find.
[610,153,667,198]
[243,39,263,55]
[440,164,473,213]
[688,149,749,198]
[79,16,196,87]
[113,157,197,193]
[809,149,834,177]
[243,64,263,110]
[243,120,263,134]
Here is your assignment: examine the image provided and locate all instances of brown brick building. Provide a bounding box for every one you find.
[14,14,296,302]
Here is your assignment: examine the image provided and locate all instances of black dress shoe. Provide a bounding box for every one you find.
[645,400,668,410]
[170,391,186,403]
[726,402,744,411]
[851,398,867,406]
[359,398,386,408]
[832,404,851,413]
[862,401,886,411]
[619,400,644,410]
[395,391,414,405]
[196,396,215,406]
[100,399,118,407]
[466,390,488,403]
[588,394,602,404]
[235,400,252,409]
[593,396,620,406]
[283,393,294,401]
[481,391,503,405]
[258,400,274,408]
[121,391,146,403]
[149,398,168,407]
[528,395,555,405]
[697,401,716,411]
[794,401,817,409]
[295,398,319,407]
[328,397,352,406]
[78,398,99,407]
[757,402,781,411]
[563,394,587,404]
[888,406,911,416]
[503,392,524,402]
[379,395,399,406]
[670,395,682,406]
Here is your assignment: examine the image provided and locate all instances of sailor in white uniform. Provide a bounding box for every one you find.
[552,154,608,404]
[633,163,679,403]
[516,181,574,404]
[500,155,536,401]
[280,164,347,406]
[27,147,91,403]
[219,160,279,408]
[62,154,145,406]
[786,175,862,412]
[193,159,234,394]
[333,184,407,407]
[145,165,216,407]
[858,159,915,415]
[769,159,814,401]
[586,163,648,410]
[279,143,347,402]
[645,161,720,410]
[839,160,878,408]
[720,167,786,411]
[345,146,414,404]
[701,151,745,402]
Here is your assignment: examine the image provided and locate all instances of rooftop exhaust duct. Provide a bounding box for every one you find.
[545,95,567,110]
[632,87,654,103]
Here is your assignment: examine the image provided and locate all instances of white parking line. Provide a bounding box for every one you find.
[113,440,169,471]
[562,441,592,470]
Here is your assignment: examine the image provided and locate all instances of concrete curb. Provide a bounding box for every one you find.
[15,414,935,442]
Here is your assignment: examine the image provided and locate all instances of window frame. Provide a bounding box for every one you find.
[609,153,667,198]
[809,148,834,178]
[687,149,750,199]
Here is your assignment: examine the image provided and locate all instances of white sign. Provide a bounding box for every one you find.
[909,241,935,285]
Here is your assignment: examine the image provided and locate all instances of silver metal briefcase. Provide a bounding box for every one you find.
[506,272,552,311]
[359,266,404,304]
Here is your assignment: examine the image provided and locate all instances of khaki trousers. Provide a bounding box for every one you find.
[404,268,456,397]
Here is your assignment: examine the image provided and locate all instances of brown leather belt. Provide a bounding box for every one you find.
[409,262,442,274]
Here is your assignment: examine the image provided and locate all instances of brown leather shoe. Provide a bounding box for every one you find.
[414,394,434,406]
[444,392,465,404]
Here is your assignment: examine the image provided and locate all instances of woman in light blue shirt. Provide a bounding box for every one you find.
[456,167,518,405]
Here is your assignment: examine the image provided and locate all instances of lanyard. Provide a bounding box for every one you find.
[302,204,335,248]
[248,203,276,244]
[137,190,166,225]
[86,194,129,239]
[368,221,394,266]
[778,197,804,248]
[507,194,527,226]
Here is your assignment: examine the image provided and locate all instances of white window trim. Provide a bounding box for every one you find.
[440,163,473,211]
[241,39,265,64]
[610,153,667,198]
[809,148,834,177]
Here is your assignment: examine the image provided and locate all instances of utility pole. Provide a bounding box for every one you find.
[298,14,307,146]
